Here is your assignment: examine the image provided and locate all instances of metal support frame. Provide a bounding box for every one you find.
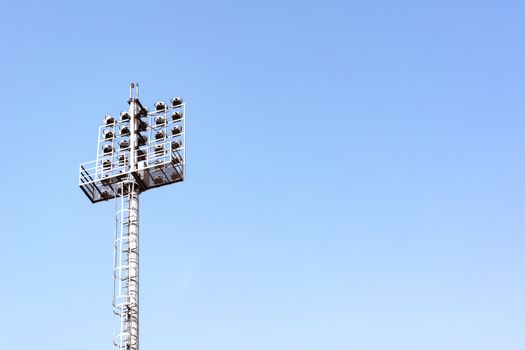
[78,84,185,350]
[79,91,186,203]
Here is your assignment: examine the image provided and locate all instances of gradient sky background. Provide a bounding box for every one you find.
[0,1,524,349]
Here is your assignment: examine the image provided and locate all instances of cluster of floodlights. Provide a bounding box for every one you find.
[97,97,184,182]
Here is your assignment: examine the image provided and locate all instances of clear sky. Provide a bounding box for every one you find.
[0,1,523,349]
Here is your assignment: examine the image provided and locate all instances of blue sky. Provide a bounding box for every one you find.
[0,1,523,349]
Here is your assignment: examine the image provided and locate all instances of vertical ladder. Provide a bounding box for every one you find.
[113,181,140,350]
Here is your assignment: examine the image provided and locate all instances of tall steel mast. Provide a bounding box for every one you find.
[79,83,186,350]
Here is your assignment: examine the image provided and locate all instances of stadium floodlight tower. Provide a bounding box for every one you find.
[78,83,186,350]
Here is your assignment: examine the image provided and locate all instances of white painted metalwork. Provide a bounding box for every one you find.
[113,180,140,350]
[79,92,185,203]
[78,84,186,350]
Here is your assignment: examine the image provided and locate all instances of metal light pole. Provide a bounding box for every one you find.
[79,83,186,350]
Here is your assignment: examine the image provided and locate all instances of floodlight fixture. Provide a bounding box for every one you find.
[119,139,130,149]
[103,129,114,140]
[154,145,165,157]
[172,139,182,150]
[139,120,148,131]
[138,136,148,146]
[154,101,166,112]
[171,97,183,107]
[120,125,130,136]
[102,159,112,170]
[155,116,166,126]
[120,111,131,122]
[138,107,149,117]
[172,111,183,121]
[172,155,182,165]
[104,115,115,125]
[172,125,182,135]
[103,144,113,154]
